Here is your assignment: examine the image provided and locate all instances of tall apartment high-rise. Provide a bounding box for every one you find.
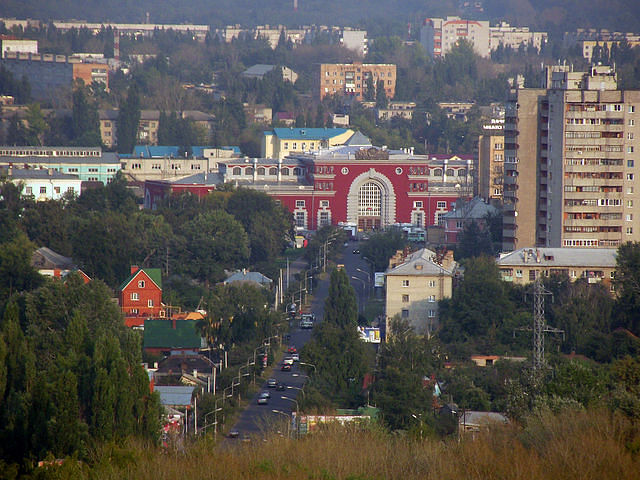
[503,65,640,251]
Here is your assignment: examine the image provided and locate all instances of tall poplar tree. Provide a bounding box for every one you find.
[117,84,141,153]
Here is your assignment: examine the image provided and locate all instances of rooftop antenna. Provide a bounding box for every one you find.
[293,0,298,11]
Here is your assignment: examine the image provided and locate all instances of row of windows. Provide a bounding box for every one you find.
[24,186,75,195]
[231,166,303,176]
[564,226,622,233]
[295,200,330,208]
[401,294,437,303]
[564,172,623,179]
[0,149,100,156]
[564,185,622,193]
[401,279,438,288]
[567,104,635,113]
[129,293,155,307]
[566,145,624,152]
[565,117,626,125]
[401,309,436,318]
[565,158,623,166]
[566,212,622,220]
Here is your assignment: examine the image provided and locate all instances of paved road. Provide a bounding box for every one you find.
[226,240,373,441]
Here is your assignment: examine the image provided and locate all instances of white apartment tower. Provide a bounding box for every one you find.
[503,65,640,251]
[420,16,490,58]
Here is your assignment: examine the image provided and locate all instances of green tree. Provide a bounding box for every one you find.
[180,210,250,283]
[6,113,26,146]
[364,75,375,101]
[71,83,101,146]
[375,79,388,109]
[0,232,42,305]
[456,220,494,259]
[374,319,442,430]
[24,103,48,146]
[613,242,640,335]
[117,84,141,153]
[324,268,358,329]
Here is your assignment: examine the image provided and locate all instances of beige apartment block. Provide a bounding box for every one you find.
[478,132,504,204]
[497,247,617,293]
[316,62,396,101]
[503,65,640,251]
[384,248,455,336]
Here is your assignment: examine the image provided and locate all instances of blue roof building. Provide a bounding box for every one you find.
[262,127,355,159]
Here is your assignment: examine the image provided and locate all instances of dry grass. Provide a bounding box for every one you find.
[63,409,640,480]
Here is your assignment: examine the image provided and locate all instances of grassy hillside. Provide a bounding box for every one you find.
[45,409,639,479]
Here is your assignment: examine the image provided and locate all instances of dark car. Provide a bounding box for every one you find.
[266,378,277,388]
[276,383,285,391]
[352,249,360,254]
[287,345,297,354]
[281,364,291,372]
[228,429,240,438]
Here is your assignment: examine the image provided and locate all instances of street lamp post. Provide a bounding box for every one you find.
[280,395,299,437]
[351,276,366,313]
[287,385,305,399]
[299,362,316,375]
[272,409,291,438]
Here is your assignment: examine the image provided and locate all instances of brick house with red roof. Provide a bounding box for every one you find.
[119,266,164,327]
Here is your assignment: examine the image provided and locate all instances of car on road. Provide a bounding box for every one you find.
[352,249,360,254]
[283,356,294,365]
[257,392,270,404]
[260,390,271,399]
[287,345,297,354]
[281,363,291,372]
[228,429,240,438]
[291,353,300,362]
[266,378,277,388]
[276,383,285,391]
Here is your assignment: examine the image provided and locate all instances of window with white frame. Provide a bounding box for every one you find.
[130,293,139,301]
[427,295,436,302]
[295,211,306,228]
[428,310,436,318]
[414,201,423,208]
[147,299,154,307]
[402,280,409,287]
[138,280,145,288]
[320,200,329,207]
[436,201,446,209]
[428,280,436,288]
[296,200,305,208]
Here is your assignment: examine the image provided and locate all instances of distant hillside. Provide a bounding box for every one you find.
[2,0,639,36]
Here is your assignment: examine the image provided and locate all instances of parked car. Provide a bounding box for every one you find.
[281,364,291,372]
[266,378,277,388]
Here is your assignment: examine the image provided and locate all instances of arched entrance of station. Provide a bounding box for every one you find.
[357,181,382,231]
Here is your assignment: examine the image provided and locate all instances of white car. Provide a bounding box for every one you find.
[283,357,294,366]
[291,353,300,362]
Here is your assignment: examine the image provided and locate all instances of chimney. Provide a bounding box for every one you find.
[131,265,140,275]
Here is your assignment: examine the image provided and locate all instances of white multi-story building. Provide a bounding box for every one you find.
[341,29,368,57]
[4,167,82,200]
[489,22,547,52]
[420,16,490,58]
